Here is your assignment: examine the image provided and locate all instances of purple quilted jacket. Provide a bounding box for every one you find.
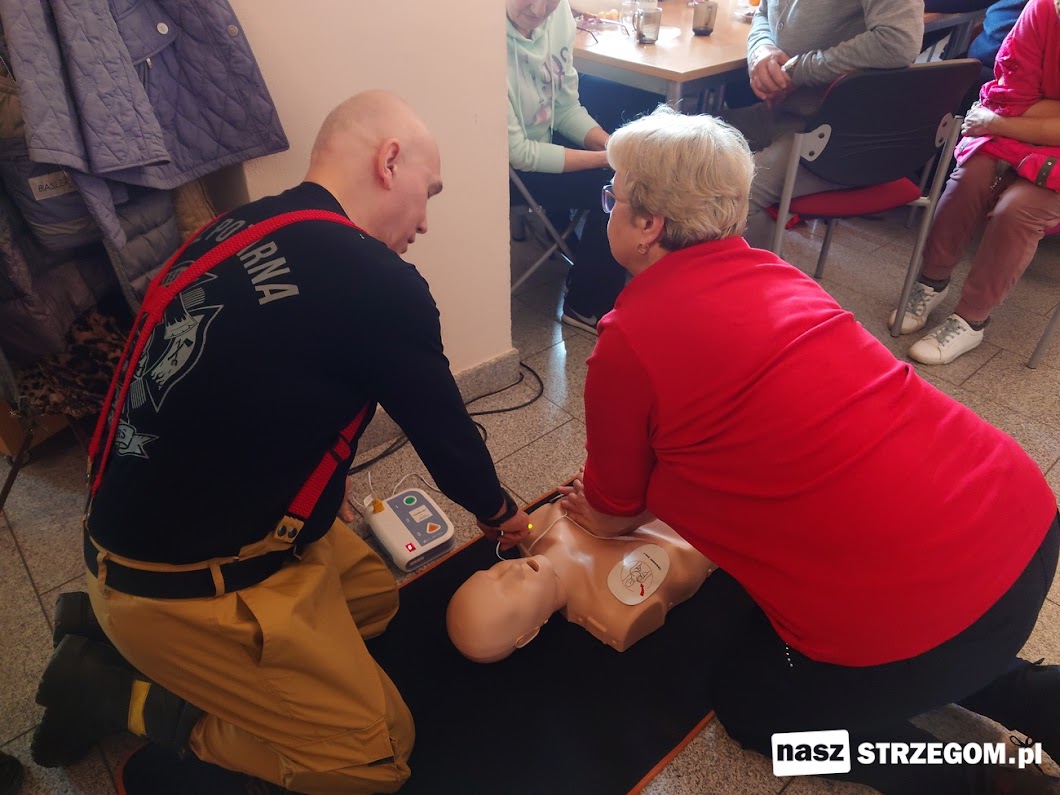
[0,0,289,249]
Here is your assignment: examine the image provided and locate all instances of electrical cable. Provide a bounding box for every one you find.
[494,505,644,562]
[347,361,546,477]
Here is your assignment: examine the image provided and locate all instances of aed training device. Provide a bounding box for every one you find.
[365,488,456,572]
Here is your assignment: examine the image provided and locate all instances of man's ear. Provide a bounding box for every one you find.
[376,139,401,189]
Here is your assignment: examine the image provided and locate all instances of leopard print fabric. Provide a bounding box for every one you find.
[13,309,128,419]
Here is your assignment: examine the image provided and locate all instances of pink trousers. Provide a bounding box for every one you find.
[922,154,1060,322]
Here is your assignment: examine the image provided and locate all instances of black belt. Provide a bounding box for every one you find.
[83,534,292,599]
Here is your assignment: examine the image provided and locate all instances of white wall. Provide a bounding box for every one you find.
[228,0,512,374]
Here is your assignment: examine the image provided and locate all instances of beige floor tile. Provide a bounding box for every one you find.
[643,721,784,795]
[947,390,1060,474]
[1021,599,1060,665]
[1,731,114,795]
[510,225,571,296]
[492,419,587,505]
[3,433,89,594]
[511,296,577,358]
[522,334,596,422]
[513,274,566,321]
[464,375,574,462]
[0,524,51,745]
[962,350,1060,433]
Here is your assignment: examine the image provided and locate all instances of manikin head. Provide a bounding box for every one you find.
[304,90,443,255]
[446,555,567,663]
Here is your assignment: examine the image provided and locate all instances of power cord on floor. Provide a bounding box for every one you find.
[347,362,545,477]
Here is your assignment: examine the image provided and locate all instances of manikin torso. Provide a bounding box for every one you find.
[516,500,715,651]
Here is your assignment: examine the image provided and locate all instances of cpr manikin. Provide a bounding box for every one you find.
[446,500,714,662]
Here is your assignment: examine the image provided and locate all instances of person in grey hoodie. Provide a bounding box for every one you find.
[508,0,655,333]
[731,0,925,248]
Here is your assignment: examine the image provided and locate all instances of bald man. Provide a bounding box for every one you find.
[30,91,531,794]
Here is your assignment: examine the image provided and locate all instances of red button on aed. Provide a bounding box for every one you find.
[405,542,416,552]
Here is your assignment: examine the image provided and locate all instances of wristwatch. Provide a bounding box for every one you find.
[477,490,519,528]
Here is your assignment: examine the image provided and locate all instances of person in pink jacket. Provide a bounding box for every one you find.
[892,0,1060,364]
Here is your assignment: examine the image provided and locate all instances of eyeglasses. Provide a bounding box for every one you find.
[601,182,627,214]
[576,25,599,45]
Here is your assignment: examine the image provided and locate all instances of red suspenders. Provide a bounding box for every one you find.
[87,209,371,543]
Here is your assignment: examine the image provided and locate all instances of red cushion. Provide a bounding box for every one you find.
[783,178,922,219]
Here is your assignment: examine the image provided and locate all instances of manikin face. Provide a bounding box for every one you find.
[446,555,562,663]
[506,0,562,37]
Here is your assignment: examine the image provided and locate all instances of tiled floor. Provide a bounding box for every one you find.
[2,213,1059,794]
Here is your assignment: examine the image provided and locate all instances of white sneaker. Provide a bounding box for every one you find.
[561,307,599,335]
[908,314,985,365]
[889,282,950,335]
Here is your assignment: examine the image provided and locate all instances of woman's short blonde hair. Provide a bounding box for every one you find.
[607,106,754,249]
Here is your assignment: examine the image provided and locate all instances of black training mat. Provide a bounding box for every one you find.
[366,490,719,795]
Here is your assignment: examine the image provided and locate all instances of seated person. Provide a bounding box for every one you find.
[730,0,924,248]
[507,0,656,333]
[969,0,1030,70]
[922,0,993,58]
[892,0,1060,364]
[446,500,714,662]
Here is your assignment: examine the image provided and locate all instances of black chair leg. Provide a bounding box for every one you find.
[814,219,838,280]
[0,423,34,514]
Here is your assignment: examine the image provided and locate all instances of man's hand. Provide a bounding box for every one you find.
[748,44,792,102]
[477,509,533,551]
[339,474,357,523]
[962,102,1000,138]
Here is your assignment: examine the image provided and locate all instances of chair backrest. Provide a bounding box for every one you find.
[798,59,982,188]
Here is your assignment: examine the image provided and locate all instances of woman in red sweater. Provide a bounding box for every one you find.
[561,106,1059,794]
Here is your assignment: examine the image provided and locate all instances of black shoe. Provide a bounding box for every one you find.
[32,635,132,767]
[960,658,1060,764]
[120,744,292,795]
[0,751,22,795]
[32,635,203,768]
[52,592,109,648]
[560,305,599,335]
[983,765,1060,795]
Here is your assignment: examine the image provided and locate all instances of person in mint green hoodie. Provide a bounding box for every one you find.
[508,0,655,333]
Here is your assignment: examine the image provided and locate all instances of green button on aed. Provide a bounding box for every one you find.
[403,496,417,506]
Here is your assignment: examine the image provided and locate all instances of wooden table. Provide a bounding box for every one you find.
[573,0,753,111]
[573,3,986,113]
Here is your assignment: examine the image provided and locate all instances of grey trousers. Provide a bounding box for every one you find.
[726,101,843,250]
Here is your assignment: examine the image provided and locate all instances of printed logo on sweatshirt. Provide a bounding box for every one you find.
[115,267,223,459]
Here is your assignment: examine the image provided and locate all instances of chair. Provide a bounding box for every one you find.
[769,59,982,338]
[509,167,587,294]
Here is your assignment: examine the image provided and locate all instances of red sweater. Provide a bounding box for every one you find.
[582,238,1056,666]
